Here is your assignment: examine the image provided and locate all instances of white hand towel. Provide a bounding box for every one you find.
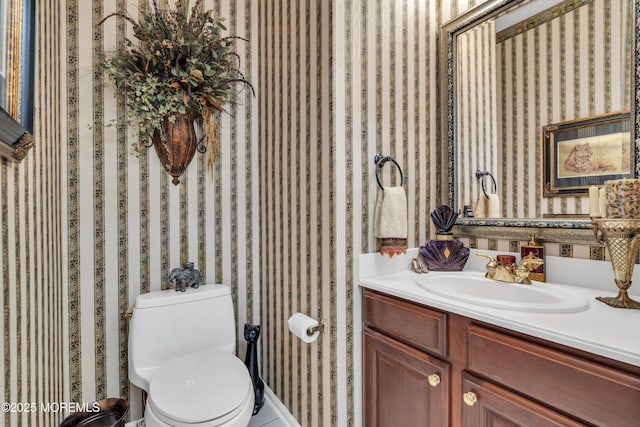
[374,186,408,256]
[474,193,501,218]
[487,193,500,218]
[474,195,488,219]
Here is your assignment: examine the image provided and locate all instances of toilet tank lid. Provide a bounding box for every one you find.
[134,284,229,309]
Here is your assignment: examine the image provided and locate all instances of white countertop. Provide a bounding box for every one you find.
[359,249,640,368]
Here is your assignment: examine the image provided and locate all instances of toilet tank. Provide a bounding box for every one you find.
[128,284,236,391]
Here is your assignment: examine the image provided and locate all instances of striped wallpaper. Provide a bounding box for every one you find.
[261,0,472,425]
[62,0,260,419]
[456,20,499,215]
[4,1,611,427]
[258,1,339,424]
[457,0,633,218]
[0,1,64,426]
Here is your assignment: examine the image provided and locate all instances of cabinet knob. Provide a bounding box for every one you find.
[463,391,478,406]
[427,374,440,387]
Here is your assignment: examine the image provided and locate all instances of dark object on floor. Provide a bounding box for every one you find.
[244,323,265,415]
[59,398,128,426]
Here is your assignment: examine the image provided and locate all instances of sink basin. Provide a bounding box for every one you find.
[416,272,589,313]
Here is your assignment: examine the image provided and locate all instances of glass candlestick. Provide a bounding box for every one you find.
[592,218,640,309]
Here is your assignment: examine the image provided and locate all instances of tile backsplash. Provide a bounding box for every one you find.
[459,238,611,262]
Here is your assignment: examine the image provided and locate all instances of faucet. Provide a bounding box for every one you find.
[476,253,544,285]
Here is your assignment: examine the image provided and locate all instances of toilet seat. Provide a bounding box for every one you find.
[147,348,254,426]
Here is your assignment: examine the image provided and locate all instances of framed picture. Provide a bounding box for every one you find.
[543,111,631,197]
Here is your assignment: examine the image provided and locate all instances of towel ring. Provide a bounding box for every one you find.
[375,155,404,190]
[476,170,497,196]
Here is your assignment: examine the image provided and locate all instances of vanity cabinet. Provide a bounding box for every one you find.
[363,288,640,427]
[363,290,453,427]
[364,328,449,426]
[461,372,583,427]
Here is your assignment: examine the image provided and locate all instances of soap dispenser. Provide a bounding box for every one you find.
[419,205,470,271]
[521,234,545,282]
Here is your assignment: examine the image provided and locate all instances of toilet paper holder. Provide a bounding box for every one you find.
[289,311,327,342]
[306,320,326,337]
[299,310,327,336]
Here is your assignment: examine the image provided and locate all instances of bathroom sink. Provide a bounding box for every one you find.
[416,272,589,313]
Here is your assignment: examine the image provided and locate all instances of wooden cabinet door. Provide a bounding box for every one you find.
[364,327,449,427]
[467,324,640,426]
[461,373,586,427]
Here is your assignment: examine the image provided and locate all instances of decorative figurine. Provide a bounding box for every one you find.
[519,235,545,282]
[244,324,265,415]
[419,205,470,271]
[167,262,201,292]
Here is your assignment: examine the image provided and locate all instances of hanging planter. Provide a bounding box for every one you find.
[99,0,253,184]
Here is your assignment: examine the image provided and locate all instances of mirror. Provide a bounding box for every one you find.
[441,0,637,235]
[0,0,35,162]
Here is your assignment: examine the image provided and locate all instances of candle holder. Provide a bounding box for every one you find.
[591,219,640,309]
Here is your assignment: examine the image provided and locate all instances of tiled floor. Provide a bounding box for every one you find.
[124,385,295,427]
[126,401,289,427]
[247,399,289,427]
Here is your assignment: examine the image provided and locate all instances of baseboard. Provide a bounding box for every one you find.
[264,385,301,427]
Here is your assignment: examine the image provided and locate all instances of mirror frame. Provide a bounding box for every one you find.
[0,0,35,162]
[440,0,639,243]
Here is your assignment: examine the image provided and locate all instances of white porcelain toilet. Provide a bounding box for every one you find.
[129,284,254,427]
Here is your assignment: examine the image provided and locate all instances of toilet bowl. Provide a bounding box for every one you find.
[144,349,254,427]
[128,285,253,427]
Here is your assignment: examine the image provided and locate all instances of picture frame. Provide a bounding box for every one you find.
[543,111,632,197]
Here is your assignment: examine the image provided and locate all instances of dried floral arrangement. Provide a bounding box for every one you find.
[99,0,253,170]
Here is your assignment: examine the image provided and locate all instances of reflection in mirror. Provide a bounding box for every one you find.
[442,0,637,223]
[0,0,35,162]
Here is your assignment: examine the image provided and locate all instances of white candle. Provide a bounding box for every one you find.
[599,188,607,219]
[589,186,600,217]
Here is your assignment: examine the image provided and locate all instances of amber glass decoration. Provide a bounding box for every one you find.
[592,218,640,309]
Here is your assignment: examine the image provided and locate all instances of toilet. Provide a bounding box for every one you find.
[129,284,254,427]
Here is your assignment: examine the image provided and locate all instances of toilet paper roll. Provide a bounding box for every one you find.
[288,312,320,343]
